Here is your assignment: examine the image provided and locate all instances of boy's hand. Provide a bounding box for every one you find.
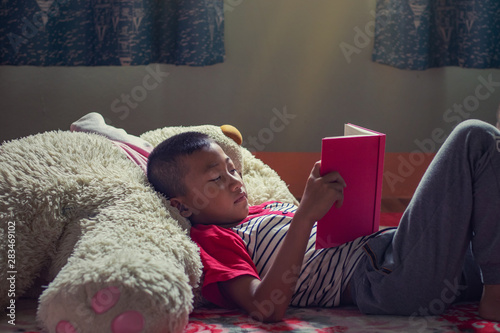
[296,161,346,223]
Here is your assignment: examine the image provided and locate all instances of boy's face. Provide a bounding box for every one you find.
[171,142,249,227]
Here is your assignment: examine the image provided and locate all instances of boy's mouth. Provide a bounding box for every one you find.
[234,192,247,204]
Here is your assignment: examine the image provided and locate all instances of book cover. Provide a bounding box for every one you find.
[316,123,386,249]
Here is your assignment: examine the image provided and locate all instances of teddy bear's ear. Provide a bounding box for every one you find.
[220,124,242,146]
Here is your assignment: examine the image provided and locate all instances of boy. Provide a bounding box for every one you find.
[147,119,500,323]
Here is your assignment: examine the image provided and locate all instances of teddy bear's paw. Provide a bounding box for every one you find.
[109,311,144,333]
[55,320,77,333]
[38,252,194,333]
[55,313,144,333]
[91,286,121,314]
[54,286,145,333]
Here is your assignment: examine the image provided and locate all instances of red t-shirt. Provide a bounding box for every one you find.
[189,202,281,308]
[190,223,260,308]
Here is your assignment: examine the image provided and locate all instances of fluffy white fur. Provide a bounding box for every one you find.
[0,125,297,332]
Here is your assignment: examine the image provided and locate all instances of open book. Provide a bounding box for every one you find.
[316,124,386,249]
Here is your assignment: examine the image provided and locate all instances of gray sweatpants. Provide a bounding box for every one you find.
[350,119,500,316]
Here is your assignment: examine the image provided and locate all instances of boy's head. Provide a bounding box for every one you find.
[147,132,248,226]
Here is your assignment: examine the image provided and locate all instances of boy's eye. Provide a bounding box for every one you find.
[210,176,222,182]
[231,169,243,178]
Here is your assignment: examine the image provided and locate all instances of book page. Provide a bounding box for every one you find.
[344,123,378,137]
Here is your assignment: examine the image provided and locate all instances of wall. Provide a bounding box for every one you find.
[1,0,499,153]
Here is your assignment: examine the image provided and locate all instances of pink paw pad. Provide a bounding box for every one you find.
[56,320,77,333]
[111,311,145,333]
[91,286,121,314]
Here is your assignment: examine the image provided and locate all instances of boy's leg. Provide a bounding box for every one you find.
[351,119,500,316]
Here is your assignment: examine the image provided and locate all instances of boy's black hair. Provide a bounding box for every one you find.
[147,132,214,198]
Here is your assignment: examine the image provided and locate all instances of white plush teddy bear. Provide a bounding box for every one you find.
[0,114,297,333]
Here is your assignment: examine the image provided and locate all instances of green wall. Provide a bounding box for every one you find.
[1,0,499,152]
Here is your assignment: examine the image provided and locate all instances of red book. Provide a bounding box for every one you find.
[316,124,386,249]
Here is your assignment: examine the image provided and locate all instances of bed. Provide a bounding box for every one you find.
[2,118,498,333]
[5,297,497,332]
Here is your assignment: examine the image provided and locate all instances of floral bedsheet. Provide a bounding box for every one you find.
[186,303,500,333]
[2,298,499,332]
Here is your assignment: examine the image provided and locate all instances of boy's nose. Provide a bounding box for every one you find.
[228,173,243,191]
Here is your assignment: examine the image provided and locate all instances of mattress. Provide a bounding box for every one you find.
[5,298,497,332]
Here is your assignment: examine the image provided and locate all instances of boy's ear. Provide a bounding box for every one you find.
[169,197,194,218]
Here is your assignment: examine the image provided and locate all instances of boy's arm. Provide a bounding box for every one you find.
[219,161,345,322]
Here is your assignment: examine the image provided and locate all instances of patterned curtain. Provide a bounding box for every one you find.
[0,0,225,66]
[372,0,500,70]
